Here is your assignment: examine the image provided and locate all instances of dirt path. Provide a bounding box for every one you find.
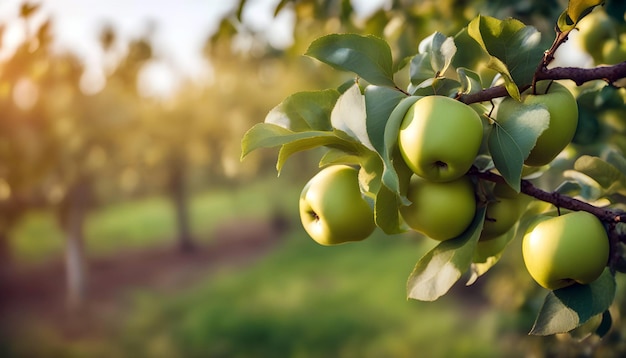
[0,218,286,341]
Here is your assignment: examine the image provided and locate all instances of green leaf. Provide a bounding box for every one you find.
[240,123,369,173]
[605,149,626,176]
[467,15,544,99]
[568,0,606,25]
[411,78,461,97]
[364,85,407,154]
[241,123,295,159]
[574,155,626,196]
[407,207,486,301]
[330,83,374,151]
[381,96,421,196]
[374,180,408,234]
[562,170,604,201]
[265,90,339,132]
[457,67,483,95]
[357,151,384,199]
[467,228,516,285]
[409,53,435,87]
[488,104,550,191]
[596,310,613,338]
[530,269,616,335]
[409,32,457,90]
[306,34,396,87]
[452,27,489,70]
[318,148,363,168]
[419,31,457,76]
[277,130,371,172]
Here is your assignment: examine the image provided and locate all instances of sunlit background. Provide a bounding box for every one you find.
[0,0,623,357]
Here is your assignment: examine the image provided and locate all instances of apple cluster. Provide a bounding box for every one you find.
[298,80,611,290]
[576,9,626,65]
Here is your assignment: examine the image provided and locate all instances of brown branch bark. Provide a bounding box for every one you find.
[457,61,626,104]
[468,168,626,224]
[536,61,626,86]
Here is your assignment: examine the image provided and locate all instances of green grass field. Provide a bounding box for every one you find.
[110,232,505,358]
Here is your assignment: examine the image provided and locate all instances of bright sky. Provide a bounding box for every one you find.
[0,0,387,97]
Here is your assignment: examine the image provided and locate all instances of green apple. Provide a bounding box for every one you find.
[602,38,626,65]
[522,211,609,290]
[496,81,578,167]
[398,95,483,182]
[400,175,476,241]
[576,10,614,63]
[474,232,511,263]
[480,183,531,241]
[299,165,376,245]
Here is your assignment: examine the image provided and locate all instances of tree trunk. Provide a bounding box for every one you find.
[169,157,194,253]
[0,229,11,288]
[0,202,24,284]
[59,179,91,310]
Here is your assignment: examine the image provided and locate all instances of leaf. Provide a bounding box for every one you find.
[558,0,606,31]
[596,310,613,338]
[562,170,604,201]
[381,96,421,196]
[330,84,375,151]
[265,90,339,132]
[374,181,409,234]
[409,53,435,87]
[488,104,550,191]
[318,148,363,168]
[467,16,544,99]
[411,78,461,97]
[241,123,295,159]
[240,123,369,173]
[407,207,486,302]
[277,130,371,172]
[409,32,457,89]
[357,151,384,199]
[574,155,626,196]
[457,67,483,95]
[306,34,396,87]
[418,32,457,76]
[530,269,616,335]
[568,0,605,25]
[605,149,626,176]
[364,85,407,154]
[467,228,516,285]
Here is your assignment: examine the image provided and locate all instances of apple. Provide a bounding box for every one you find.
[522,211,609,290]
[398,95,483,182]
[496,81,578,167]
[400,175,476,241]
[474,232,511,263]
[299,165,376,245]
[602,38,626,65]
[575,9,614,63]
[480,183,531,241]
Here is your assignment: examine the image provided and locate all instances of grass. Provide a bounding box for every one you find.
[101,231,503,358]
[9,176,301,263]
[7,228,505,358]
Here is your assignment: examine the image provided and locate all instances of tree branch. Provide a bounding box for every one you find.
[457,61,626,105]
[535,62,626,86]
[468,167,626,224]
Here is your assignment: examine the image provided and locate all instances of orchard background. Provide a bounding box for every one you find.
[0,0,625,357]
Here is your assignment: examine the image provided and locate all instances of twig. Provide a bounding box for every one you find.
[458,61,626,104]
[468,167,625,224]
